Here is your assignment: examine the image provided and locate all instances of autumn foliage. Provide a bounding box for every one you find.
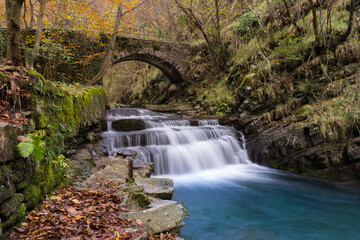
[10,184,147,240]
[0,65,31,126]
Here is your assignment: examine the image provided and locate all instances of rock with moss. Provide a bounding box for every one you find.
[121,190,151,211]
[23,184,42,209]
[120,200,189,234]
[0,193,24,218]
[0,122,22,163]
[135,178,174,200]
[2,204,26,231]
[133,161,154,178]
[0,184,15,204]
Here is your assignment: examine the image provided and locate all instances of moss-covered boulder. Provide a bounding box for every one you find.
[120,200,189,234]
[0,184,15,204]
[2,204,27,231]
[135,178,174,200]
[23,184,42,209]
[0,122,22,163]
[0,193,24,218]
[122,190,151,211]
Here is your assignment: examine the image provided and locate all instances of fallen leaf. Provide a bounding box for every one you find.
[67,207,78,217]
[71,199,81,204]
[17,136,30,142]
[74,215,85,221]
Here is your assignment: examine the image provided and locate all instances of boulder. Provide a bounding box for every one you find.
[347,142,360,164]
[68,148,97,178]
[0,122,22,163]
[120,200,189,234]
[135,178,174,200]
[0,193,24,218]
[133,161,154,178]
[71,148,93,161]
[2,203,26,231]
[0,184,15,204]
[121,190,151,211]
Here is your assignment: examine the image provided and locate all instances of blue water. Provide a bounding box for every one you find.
[170,164,360,240]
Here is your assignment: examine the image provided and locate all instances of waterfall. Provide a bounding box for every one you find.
[101,108,251,175]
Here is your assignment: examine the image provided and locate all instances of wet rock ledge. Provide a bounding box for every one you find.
[70,148,189,236]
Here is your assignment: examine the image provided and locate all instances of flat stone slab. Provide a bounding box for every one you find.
[120,200,189,234]
[135,178,174,200]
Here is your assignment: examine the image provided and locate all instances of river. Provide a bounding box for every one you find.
[101,108,360,240]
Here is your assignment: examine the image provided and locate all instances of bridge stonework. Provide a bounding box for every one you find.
[111,36,192,84]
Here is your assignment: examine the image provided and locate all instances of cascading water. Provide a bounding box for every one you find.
[101,108,360,240]
[101,108,251,175]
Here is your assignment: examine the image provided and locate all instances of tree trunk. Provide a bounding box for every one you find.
[309,0,321,53]
[214,0,227,70]
[6,0,25,66]
[23,0,35,68]
[29,0,46,68]
[87,4,123,86]
[329,0,358,51]
[5,0,13,60]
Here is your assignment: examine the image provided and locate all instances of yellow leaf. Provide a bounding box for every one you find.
[71,199,81,204]
[74,215,85,221]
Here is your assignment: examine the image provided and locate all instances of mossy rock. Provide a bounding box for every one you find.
[2,203,26,231]
[0,184,15,204]
[0,193,24,218]
[15,180,30,192]
[122,184,144,193]
[23,184,42,209]
[123,190,151,211]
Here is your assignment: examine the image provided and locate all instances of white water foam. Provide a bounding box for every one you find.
[101,108,252,176]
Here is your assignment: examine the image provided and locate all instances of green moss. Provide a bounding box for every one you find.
[2,203,27,230]
[23,184,42,209]
[129,192,151,209]
[73,167,84,177]
[15,180,30,192]
[28,69,46,94]
[86,158,97,169]
[0,71,5,82]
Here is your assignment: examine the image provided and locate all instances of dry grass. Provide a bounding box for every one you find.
[335,39,360,64]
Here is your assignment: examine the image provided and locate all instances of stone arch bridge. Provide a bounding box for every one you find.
[111,36,192,84]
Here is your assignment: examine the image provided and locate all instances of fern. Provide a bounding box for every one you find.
[17,134,46,161]
[17,142,35,158]
[33,141,46,161]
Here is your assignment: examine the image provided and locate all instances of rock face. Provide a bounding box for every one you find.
[120,200,189,234]
[135,178,174,200]
[233,114,360,181]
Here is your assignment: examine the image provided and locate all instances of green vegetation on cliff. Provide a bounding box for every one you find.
[0,67,107,232]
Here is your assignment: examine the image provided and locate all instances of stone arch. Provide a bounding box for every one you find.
[112,53,184,84]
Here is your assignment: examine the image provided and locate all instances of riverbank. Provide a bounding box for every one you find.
[7,144,188,239]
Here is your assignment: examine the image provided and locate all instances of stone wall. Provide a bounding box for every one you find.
[0,70,107,235]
